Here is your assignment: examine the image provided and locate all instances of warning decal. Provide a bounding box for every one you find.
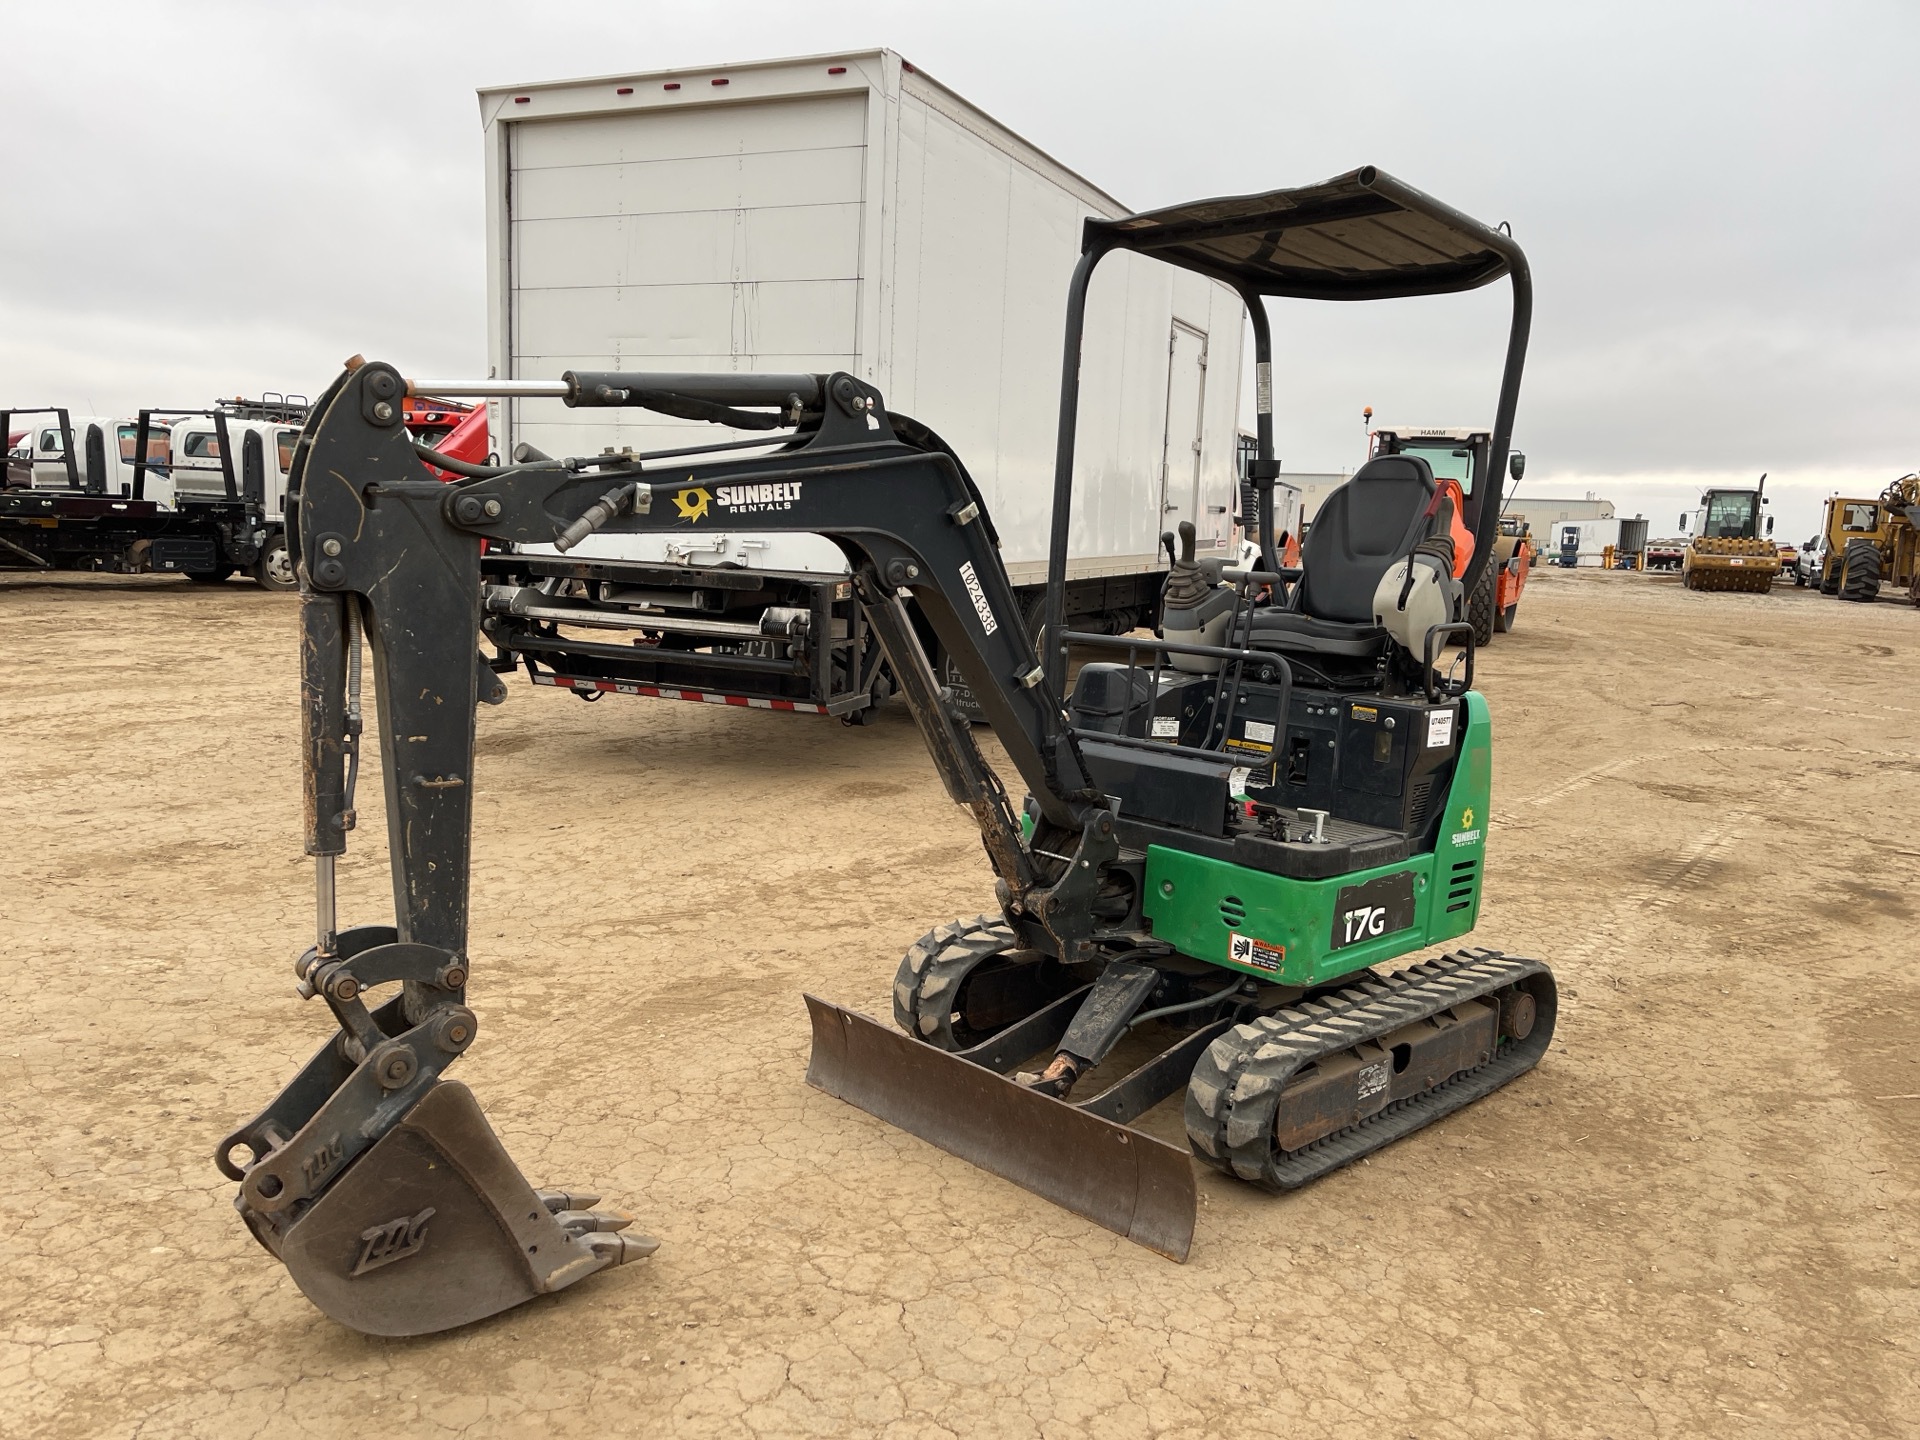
[1228,932,1286,974]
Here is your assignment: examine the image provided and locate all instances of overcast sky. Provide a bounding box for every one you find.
[4,0,1915,541]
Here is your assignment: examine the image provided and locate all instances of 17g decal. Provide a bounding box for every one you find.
[1329,871,1416,951]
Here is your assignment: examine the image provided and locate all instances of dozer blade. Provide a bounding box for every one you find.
[245,1081,655,1337]
[804,995,1197,1261]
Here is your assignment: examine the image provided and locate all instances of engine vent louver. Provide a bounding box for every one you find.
[1219,896,1247,927]
[1408,777,1436,832]
[1445,858,1478,914]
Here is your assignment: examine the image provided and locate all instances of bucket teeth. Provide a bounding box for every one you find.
[553,1207,636,1237]
[537,1188,603,1212]
[588,1232,662,1264]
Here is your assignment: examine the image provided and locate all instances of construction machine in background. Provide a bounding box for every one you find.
[1814,475,1920,605]
[220,168,1553,1338]
[1680,477,1781,593]
[1364,426,1530,643]
[1489,514,1535,630]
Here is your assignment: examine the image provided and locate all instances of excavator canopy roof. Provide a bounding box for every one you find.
[1088,166,1518,301]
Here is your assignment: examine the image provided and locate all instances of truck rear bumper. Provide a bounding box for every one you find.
[482,554,881,717]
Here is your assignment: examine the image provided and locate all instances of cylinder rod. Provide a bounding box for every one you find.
[315,854,338,957]
[406,379,570,399]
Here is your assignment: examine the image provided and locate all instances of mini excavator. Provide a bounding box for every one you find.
[219,168,1554,1336]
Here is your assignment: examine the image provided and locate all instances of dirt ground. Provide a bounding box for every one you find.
[2,564,1916,1439]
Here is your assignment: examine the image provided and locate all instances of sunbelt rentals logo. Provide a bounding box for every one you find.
[1451,805,1484,847]
[671,479,803,524]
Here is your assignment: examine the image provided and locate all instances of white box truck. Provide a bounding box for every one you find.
[476,49,1247,719]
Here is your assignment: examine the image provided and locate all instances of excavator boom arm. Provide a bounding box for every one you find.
[219,359,1126,1336]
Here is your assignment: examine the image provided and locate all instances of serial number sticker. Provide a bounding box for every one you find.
[957,561,998,636]
[1228,932,1286,974]
[1356,1061,1389,1101]
[1351,704,1378,723]
[1151,715,1180,739]
[1243,719,1276,744]
[1426,709,1455,749]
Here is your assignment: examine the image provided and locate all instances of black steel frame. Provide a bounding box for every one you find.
[1041,166,1534,694]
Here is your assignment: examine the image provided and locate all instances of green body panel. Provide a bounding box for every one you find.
[1139,692,1493,986]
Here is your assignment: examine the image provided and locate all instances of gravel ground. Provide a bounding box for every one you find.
[1,564,1915,1438]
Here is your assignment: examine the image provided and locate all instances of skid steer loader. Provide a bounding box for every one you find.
[219,167,1553,1336]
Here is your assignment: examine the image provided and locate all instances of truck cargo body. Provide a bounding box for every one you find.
[1548,516,1622,567]
[478,49,1247,717]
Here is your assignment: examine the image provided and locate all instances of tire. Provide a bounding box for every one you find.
[1467,561,1496,646]
[1820,561,1841,596]
[253,531,297,592]
[1840,539,1882,603]
[185,567,235,584]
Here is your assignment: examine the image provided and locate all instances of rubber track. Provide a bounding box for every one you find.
[1185,948,1555,1191]
[892,914,1018,1050]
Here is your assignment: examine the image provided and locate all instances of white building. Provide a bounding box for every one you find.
[1507,495,1616,528]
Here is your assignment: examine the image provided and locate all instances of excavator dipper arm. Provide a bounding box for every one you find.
[220,360,1118,1335]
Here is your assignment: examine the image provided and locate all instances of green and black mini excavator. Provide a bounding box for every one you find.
[219,167,1554,1336]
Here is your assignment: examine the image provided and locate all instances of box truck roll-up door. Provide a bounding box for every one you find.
[507,93,867,460]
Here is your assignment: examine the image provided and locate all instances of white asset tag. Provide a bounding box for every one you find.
[1426,709,1456,749]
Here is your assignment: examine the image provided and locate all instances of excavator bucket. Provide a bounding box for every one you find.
[803,996,1198,1261]
[235,1081,655,1338]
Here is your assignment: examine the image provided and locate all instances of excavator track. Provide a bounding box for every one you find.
[893,914,1084,1051]
[1186,949,1555,1190]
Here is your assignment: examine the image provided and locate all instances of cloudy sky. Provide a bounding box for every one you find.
[4,1,1915,542]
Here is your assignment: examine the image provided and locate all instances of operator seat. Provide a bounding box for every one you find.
[1238,454,1444,658]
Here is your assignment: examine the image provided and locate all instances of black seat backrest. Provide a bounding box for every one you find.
[1299,455,1438,623]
